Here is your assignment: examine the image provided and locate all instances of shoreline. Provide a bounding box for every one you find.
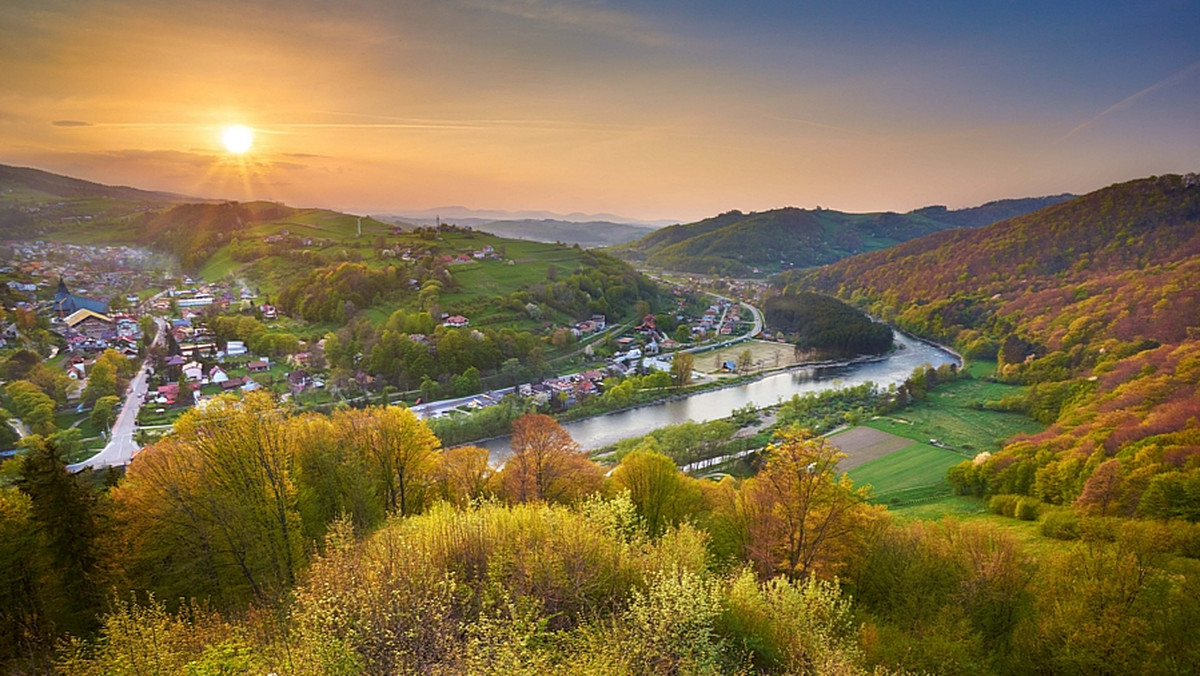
[451,347,901,453]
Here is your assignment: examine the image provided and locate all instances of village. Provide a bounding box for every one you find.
[0,240,773,460]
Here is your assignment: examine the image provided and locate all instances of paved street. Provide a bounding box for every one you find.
[68,318,164,472]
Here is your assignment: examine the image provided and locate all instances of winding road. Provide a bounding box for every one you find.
[68,318,164,472]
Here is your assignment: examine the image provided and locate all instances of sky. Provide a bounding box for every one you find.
[1,0,1198,223]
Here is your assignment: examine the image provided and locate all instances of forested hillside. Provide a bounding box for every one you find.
[764,292,894,357]
[611,195,1073,275]
[786,174,1200,515]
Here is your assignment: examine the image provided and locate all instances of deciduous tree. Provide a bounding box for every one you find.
[499,413,601,504]
[740,427,874,579]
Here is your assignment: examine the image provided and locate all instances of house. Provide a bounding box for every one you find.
[225,340,247,356]
[64,309,114,340]
[247,360,270,373]
[221,376,246,391]
[287,369,311,394]
[65,360,88,380]
[261,304,277,320]
[209,365,229,384]
[288,352,310,368]
[443,315,470,328]
[591,314,607,331]
[182,361,204,382]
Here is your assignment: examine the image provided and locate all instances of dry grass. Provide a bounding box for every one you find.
[691,339,800,374]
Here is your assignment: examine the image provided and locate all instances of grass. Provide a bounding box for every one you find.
[847,442,965,505]
[692,339,798,374]
[865,364,1042,456]
[198,246,239,281]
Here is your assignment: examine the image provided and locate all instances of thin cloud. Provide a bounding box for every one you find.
[51,120,93,127]
[1067,59,1200,138]
[459,0,671,46]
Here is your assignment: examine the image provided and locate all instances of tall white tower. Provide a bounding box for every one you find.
[357,217,362,237]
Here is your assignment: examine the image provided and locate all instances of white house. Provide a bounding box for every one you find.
[209,365,229,384]
[182,361,204,383]
[225,340,247,356]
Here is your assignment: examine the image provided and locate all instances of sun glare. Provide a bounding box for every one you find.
[222,125,254,154]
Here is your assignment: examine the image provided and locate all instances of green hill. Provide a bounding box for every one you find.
[785,173,1200,518]
[611,195,1073,275]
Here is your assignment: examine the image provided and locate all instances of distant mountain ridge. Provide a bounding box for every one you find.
[610,194,1075,275]
[0,163,197,203]
[376,205,677,228]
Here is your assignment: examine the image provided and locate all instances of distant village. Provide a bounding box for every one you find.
[1,240,765,453]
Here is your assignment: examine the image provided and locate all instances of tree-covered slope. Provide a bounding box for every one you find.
[785,173,1200,517]
[611,195,1074,275]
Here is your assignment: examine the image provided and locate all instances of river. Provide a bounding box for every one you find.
[480,332,959,462]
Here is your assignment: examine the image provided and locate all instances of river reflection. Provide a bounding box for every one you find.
[480,333,958,463]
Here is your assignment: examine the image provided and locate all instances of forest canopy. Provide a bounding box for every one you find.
[764,292,894,356]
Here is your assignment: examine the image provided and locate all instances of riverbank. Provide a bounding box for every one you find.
[459,343,928,462]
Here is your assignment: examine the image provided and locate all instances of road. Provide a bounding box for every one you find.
[68,318,164,472]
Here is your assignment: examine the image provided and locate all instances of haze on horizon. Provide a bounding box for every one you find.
[1,0,1198,222]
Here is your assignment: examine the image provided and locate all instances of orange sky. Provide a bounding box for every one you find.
[2,1,1197,222]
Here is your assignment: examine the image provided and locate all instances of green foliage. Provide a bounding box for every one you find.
[1040,509,1082,540]
[1014,497,1040,521]
[765,292,893,356]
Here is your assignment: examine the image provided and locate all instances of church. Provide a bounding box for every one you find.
[54,278,109,317]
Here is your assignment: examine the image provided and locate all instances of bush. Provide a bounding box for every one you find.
[988,494,1019,518]
[1015,498,1040,521]
[1040,509,1081,540]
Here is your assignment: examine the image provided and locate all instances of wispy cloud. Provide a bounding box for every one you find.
[1067,59,1200,138]
[51,120,93,127]
[459,0,670,46]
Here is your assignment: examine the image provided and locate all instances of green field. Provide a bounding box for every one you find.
[866,363,1042,456]
[847,441,965,505]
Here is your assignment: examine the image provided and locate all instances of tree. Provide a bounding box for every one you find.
[610,448,703,537]
[670,352,695,388]
[737,348,754,374]
[5,380,55,435]
[81,359,117,408]
[1074,458,1124,516]
[90,395,120,433]
[499,413,602,504]
[115,392,305,605]
[437,445,494,506]
[332,405,441,517]
[674,324,691,344]
[740,427,874,579]
[16,433,103,634]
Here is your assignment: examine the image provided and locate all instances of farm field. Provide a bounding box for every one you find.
[846,441,966,505]
[865,362,1043,455]
[827,425,913,470]
[692,339,797,374]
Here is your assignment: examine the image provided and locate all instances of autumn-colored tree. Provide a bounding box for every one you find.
[740,427,874,579]
[670,352,695,388]
[114,392,304,605]
[499,413,602,504]
[332,405,441,516]
[1075,457,1124,516]
[609,448,703,536]
[437,445,494,506]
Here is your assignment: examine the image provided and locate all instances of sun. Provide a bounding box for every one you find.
[222,125,254,154]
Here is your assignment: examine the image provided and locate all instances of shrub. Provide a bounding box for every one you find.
[1040,509,1081,540]
[1015,498,1040,521]
[988,494,1019,518]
